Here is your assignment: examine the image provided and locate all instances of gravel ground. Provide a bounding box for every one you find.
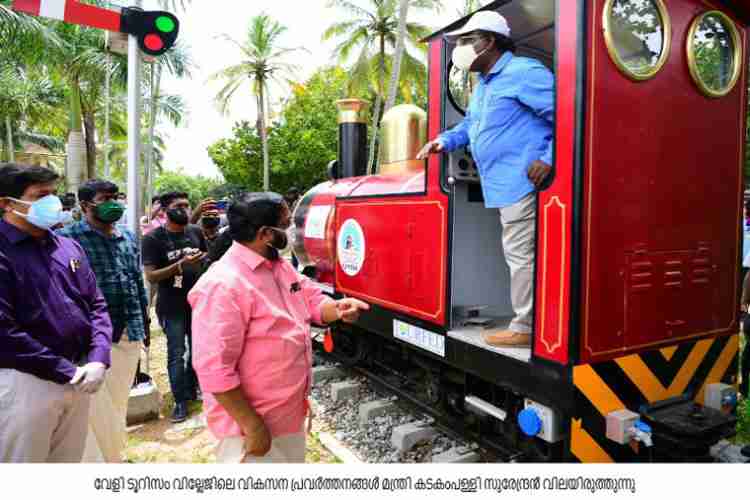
[309,354,477,463]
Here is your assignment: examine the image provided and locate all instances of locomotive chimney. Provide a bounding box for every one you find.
[335,99,369,179]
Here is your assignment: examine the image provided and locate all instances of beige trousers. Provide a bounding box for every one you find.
[215,431,306,464]
[499,193,537,334]
[0,369,90,463]
[82,338,141,463]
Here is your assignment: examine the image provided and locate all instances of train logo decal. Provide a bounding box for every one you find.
[338,219,366,276]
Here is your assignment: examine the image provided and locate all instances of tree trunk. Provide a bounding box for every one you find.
[145,63,162,220]
[83,111,97,180]
[67,82,86,194]
[385,0,410,113]
[258,81,270,191]
[5,116,13,162]
[367,34,387,174]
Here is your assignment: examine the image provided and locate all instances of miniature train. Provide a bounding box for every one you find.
[292,0,749,462]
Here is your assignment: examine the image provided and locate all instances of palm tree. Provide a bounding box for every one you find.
[323,0,440,173]
[384,0,410,113]
[0,65,65,162]
[211,14,304,190]
[143,41,193,216]
[49,23,124,191]
[0,0,51,45]
[1,0,64,162]
[141,0,193,211]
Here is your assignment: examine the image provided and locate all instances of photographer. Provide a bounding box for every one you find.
[141,192,207,423]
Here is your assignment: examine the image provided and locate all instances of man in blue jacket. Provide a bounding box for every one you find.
[418,11,554,347]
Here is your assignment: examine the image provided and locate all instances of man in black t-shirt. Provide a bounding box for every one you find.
[142,191,207,423]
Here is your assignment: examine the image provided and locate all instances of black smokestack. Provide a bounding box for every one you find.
[335,99,369,179]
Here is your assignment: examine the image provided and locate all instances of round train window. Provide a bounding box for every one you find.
[687,11,742,98]
[603,0,672,81]
[447,62,479,115]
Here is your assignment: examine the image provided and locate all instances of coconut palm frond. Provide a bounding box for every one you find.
[322,20,360,41]
[156,94,188,127]
[16,130,65,151]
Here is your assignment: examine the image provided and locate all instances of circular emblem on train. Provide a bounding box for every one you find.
[337,219,366,276]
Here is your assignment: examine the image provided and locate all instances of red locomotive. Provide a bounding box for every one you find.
[292,0,749,462]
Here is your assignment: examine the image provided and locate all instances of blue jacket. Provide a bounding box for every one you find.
[439,52,555,208]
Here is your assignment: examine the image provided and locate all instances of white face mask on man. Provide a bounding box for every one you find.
[452,43,488,71]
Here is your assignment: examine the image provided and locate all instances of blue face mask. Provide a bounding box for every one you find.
[10,195,70,230]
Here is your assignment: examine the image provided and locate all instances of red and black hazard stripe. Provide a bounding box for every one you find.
[571,334,739,462]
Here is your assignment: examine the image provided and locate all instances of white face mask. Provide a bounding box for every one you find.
[452,43,488,71]
[9,195,70,230]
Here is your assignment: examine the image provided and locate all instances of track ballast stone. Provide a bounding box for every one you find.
[310,369,475,463]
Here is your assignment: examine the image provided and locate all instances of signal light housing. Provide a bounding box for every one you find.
[121,7,180,56]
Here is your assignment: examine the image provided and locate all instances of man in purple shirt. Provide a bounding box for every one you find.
[0,163,113,463]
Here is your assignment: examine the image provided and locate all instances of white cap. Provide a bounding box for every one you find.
[445,11,511,40]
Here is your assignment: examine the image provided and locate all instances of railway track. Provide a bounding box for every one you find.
[310,333,490,464]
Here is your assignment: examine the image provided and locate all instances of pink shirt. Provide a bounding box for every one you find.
[188,242,332,439]
[140,213,167,235]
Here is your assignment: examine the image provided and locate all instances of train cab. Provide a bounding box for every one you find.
[293,0,750,462]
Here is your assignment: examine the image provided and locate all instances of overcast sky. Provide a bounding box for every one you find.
[142,0,468,179]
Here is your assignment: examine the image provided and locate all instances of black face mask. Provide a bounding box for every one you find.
[261,227,288,261]
[266,246,280,261]
[202,217,220,230]
[266,227,288,251]
[167,208,189,226]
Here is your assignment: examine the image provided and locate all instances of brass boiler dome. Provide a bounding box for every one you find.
[378,104,427,176]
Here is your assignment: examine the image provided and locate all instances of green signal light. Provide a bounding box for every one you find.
[156,16,176,33]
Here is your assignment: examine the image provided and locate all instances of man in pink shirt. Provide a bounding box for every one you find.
[189,192,368,463]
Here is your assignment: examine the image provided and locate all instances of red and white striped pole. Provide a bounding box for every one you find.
[13,0,121,32]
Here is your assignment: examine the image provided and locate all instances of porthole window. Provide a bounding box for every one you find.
[603,0,672,81]
[447,62,479,115]
[687,11,742,98]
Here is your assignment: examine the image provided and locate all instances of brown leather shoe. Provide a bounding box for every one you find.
[481,329,531,347]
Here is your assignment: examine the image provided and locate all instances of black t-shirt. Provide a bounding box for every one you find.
[142,225,207,316]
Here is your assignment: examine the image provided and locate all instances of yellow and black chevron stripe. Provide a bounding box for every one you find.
[571,334,739,462]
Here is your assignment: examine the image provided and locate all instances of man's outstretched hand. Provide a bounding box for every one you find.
[416,140,445,160]
[335,298,370,323]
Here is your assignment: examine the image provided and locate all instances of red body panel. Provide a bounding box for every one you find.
[335,198,447,324]
[332,42,450,326]
[533,0,579,365]
[296,179,363,285]
[579,0,747,363]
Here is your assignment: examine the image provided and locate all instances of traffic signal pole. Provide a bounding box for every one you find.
[12,0,179,236]
[126,0,142,238]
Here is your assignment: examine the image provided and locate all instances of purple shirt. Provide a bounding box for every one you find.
[0,220,112,384]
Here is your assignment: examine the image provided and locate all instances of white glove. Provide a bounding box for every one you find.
[69,367,85,385]
[70,362,107,394]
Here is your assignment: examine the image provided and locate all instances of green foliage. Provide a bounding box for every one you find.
[211,13,303,116]
[153,170,222,207]
[323,0,439,101]
[736,396,750,445]
[209,67,349,194]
